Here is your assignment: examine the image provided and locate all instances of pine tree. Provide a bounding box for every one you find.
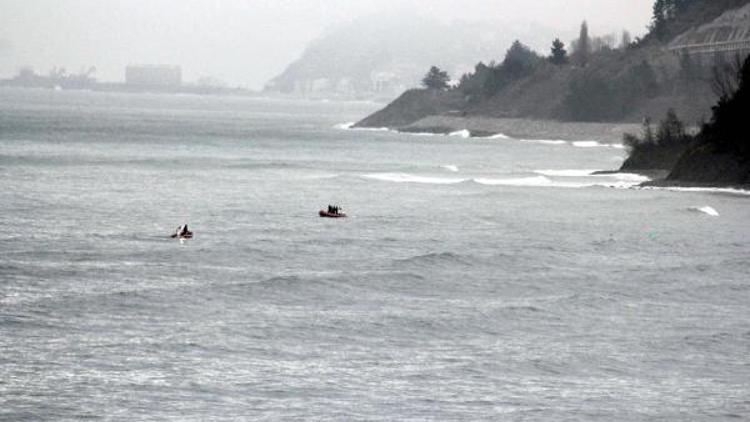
[422,66,450,90]
[549,38,568,65]
[573,21,591,67]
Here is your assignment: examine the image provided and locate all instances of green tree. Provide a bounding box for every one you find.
[657,109,686,145]
[549,38,569,65]
[573,21,591,67]
[422,66,450,90]
[651,0,669,39]
[502,40,540,78]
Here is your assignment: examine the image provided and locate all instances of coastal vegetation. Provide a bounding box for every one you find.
[623,55,750,185]
[665,55,750,184]
[357,0,750,128]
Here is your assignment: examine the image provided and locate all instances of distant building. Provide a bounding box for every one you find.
[125,65,182,87]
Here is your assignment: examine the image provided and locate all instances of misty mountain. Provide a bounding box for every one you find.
[264,14,568,99]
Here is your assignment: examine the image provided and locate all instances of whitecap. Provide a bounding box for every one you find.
[488,133,511,139]
[362,173,467,185]
[440,164,459,172]
[572,141,603,148]
[688,206,720,217]
[604,173,651,183]
[519,139,568,145]
[474,176,558,187]
[334,122,355,130]
[640,186,750,196]
[534,169,601,177]
[448,129,471,139]
[400,131,438,137]
[473,176,643,189]
[297,173,339,180]
[348,125,391,132]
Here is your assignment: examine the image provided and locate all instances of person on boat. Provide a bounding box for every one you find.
[173,224,190,238]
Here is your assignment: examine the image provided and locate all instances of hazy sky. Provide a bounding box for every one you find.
[0,0,654,89]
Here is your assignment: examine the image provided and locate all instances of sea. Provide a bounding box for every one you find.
[1,88,748,421]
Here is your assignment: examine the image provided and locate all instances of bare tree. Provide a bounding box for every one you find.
[711,54,744,99]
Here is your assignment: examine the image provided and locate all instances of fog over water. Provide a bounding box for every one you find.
[0,0,654,88]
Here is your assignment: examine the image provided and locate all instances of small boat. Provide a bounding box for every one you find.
[319,210,347,218]
[170,232,193,239]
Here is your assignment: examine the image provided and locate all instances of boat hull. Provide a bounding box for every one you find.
[319,210,346,218]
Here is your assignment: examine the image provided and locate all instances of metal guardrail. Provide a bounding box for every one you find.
[669,39,750,55]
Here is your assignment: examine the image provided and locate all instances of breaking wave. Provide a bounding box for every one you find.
[440,164,459,172]
[334,122,355,130]
[572,141,626,149]
[362,173,467,185]
[336,122,390,132]
[520,139,568,145]
[534,170,651,183]
[449,129,472,139]
[362,172,646,189]
[534,169,601,177]
[688,206,720,217]
[640,186,750,197]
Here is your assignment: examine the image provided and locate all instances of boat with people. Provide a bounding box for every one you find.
[170,223,194,239]
[319,205,346,218]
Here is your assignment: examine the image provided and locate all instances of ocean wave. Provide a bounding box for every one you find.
[688,206,720,217]
[534,169,601,177]
[448,129,471,139]
[440,164,459,172]
[296,173,340,180]
[534,169,651,183]
[394,252,471,268]
[473,176,565,187]
[487,133,511,139]
[604,172,651,182]
[333,122,355,130]
[401,131,440,137]
[362,173,467,185]
[519,139,568,145]
[640,186,750,197]
[473,176,640,189]
[338,123,391,132]
[572,141,603,148]
[571,141,625,149]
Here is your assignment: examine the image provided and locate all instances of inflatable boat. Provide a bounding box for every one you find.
[319,210,347,218]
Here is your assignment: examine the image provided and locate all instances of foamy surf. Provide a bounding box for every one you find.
[449,129,471,139]
[534,169,601,177]
[520,139,568,145]
[533,170,650,184]
[440,164,459,172]
[334,122,355,130]
[362,173,467,185]
[473,176,643,189]
[572,141,603,148]
[640,186,750,196]
[572,141,625,149]
[337,123,391,132]
[400,131,439,137]
[604,173,651,183]
[473,176,565,187]
[688,206,720,217]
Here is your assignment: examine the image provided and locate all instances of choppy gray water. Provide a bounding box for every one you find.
[1,88,749,421]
